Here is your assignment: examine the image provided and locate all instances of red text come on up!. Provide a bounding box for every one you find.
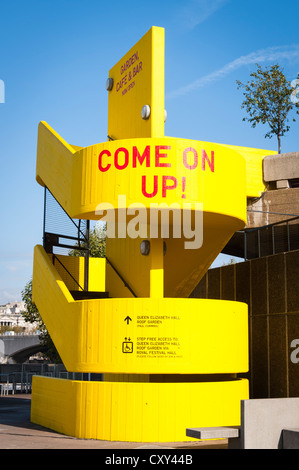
[98,145,214,199]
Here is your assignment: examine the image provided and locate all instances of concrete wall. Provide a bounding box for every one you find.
[247,187,299,228]
[190,250,299,399]
[263,152,299,184]
[246,151,299,229]
[0,335,40,357]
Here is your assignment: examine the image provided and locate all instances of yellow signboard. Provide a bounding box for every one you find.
[107,26,165,139]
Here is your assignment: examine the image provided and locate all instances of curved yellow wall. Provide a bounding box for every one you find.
[36,122,247,219]
[36,121,248,297]
[31,376,248,442]
[33,245,248,374]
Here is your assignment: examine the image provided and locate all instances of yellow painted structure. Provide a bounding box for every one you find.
[52,254,106,292]
[31,26,276,442]
[33,245,248,374]
[31,376,248,442]
[107,26,165,140]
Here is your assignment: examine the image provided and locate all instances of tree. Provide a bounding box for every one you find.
[68,224,106,258]
[237,64,299,153]
[21,279,61,363]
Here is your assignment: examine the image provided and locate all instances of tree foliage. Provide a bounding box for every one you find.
[21,279,61,363]
[237,64,299,153]
[69,224,106,258]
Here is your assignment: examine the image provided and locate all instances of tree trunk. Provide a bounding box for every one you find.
[278,135,281,154]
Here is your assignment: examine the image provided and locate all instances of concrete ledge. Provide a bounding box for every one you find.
[282,429,299,449]
[230,398,299,449]
[188,398,299,448]
[263,152,299,182]
[186,427,240,440]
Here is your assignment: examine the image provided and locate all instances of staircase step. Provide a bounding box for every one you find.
[70,291,109,300]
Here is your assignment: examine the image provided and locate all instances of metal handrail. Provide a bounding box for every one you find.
[242,215,299,260]
[44,187,88,243]
[43,187,137,297]
[105,256,137,298]
[245,214,299,233]
[52,254,84,291]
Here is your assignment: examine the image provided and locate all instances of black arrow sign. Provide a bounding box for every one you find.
[124,316,132,325]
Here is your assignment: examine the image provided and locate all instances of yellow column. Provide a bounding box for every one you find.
[149,238,164,298]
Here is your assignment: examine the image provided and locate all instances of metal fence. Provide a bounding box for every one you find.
[244,216,299,260]
[0,365,54,395]
[42,186,135,298]
[223,215,299,261]
[0,364,103,395]
[43,187,90,291]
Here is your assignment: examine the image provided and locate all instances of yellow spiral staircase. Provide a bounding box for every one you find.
[30,26,276,442]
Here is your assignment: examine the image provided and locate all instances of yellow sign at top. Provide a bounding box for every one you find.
[107,26,165,140]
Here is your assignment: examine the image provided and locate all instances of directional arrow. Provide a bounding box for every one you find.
[124,316,132,325]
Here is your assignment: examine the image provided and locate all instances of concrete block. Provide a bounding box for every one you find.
[235,261,251,307]
[287,314,299,397]
[186,427,240,440]
[268,254,286,314]
[251,258,267,315]
[220,264,235,300]
[207,268,220,299]
[251,316,269,398]
[286,250,299,313]
[276,180,290,189]
[229,398,299,449]
[269,315,287,397]
[263,152,299,182]
[282,429,299,449]
[190,274,207,298]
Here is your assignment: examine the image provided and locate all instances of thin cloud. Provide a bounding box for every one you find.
[166,45,299,99]
[177,0,230,31]
[0,290,23,305]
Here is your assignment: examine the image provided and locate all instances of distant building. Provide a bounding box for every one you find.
[0,301,37,333]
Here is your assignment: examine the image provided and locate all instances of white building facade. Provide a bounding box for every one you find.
[0,301,37,333]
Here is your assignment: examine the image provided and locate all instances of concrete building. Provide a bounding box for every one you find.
[0,301,37,333]
[247,151,299,228]
[192,150,299,400]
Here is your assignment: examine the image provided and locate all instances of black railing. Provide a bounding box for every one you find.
[223,215,299,261]
[43,187,90,291]
[52,254,84,292]
[42,187,137,298]
[106,256,137,298]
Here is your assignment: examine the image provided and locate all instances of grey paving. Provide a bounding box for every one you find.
[0,395,227,449]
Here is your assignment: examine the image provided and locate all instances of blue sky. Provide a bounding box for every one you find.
[0,0,299,304]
